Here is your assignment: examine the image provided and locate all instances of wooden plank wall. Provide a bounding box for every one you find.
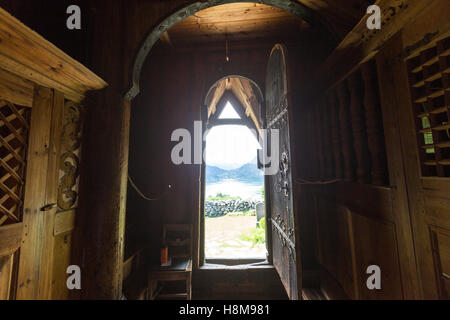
[301,59,419,299]
[302,1,450,299]
[377,2,450,299]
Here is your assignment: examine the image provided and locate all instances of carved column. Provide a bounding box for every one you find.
[314,102,325,180]
[348,71,370,184]
[321,96,335,179]
[362,61,388,185]
[328,90,343,179]
[337,81,355,181]
[74,0,129,300]
[77,93,130,300]
[313,104,325,180]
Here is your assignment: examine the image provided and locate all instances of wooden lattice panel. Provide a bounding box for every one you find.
[0,99,30,226]
[406,34,450,177]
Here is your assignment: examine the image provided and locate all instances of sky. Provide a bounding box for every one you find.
[205,102,261,170]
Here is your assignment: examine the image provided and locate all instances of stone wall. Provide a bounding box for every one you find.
[205,200,262,218]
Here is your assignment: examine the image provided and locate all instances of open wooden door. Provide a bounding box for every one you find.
[265,44,302,300]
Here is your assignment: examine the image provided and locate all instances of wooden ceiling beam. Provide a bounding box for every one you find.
[230,78,262,133]
[0,7,107,102]
[0,68,33,107]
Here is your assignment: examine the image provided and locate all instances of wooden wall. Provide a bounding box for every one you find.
[300,0,450,299]
[5,0,449,300]
[379,2,450,299]
[126,34,330,297]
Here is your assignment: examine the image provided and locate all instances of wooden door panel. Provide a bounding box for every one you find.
[313,183,404,299]
[351,211,403,299]
[430,226,450,298]
[265,44,301,299]
[16,88,82,299]
[316,199,357,299]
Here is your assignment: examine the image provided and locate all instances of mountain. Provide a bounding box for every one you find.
[206,162,263,185]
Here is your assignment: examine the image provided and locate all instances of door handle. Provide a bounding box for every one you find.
[41,203,57,211]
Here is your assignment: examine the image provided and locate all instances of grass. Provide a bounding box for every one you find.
[239,217,266,247]
[206,192,241,201]
[228,209,256,217]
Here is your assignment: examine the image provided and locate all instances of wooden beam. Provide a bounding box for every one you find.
[213,119,247,126]
[207,80,226,118]
[76,96,130,299]
[16,86,54,299]
[0,7,107,102]
[309,0,432,98]
[230,78,262,133]
[0,68,33,107]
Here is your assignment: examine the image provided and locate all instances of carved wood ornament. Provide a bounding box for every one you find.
[58,101,82,210]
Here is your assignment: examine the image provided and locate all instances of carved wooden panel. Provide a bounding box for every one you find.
[348,71,370,184]
[361,61,389,186]
[336,81,355,181]
[57,101,82,211]
[328,90,343,179]
[51,100,82,299]
[314,103,325,180]
[321,97,334,179]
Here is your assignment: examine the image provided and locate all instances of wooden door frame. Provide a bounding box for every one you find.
[197,88,271,266]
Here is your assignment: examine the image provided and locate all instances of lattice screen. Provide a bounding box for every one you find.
[406,34,450,177]
[0,99,30,226]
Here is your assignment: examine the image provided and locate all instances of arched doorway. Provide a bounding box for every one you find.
[123,0,334,300]
[201,77,267,261]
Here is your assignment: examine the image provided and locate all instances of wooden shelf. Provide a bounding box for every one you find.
[433,123,450,131]
[420,124,450,133]
[407,32,450,178]
[423,159,450,166]
[421,141,450,149]
[413,67,450,88]
[414,89,446,104]
[417,106,449,118]
[404,30,450,61]
[420,128,432,134]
